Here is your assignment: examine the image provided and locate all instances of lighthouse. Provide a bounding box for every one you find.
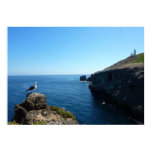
[134,49,136,56]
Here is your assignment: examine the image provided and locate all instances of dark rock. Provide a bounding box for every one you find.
[87,74,94,82]
[13,104,27,123]
[88,54,144,123]
[80,75,86,81]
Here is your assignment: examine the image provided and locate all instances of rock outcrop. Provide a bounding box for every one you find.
[12,93,78,125]
[88,53,144,123]
[80,75,86,81]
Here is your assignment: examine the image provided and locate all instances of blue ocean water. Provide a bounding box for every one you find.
[8,75,135,124]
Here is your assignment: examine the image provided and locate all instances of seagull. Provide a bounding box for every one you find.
[26,82,37,92]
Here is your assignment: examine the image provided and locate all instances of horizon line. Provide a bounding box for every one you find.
[8,74,91,76]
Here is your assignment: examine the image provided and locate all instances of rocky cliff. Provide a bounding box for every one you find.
[9,93,78,125]
[80,75,87,81]
[88,53,144,123]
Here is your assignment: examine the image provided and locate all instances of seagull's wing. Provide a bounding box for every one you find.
[26,86,35,92]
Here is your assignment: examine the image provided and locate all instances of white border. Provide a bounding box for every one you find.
[0,0,152,152]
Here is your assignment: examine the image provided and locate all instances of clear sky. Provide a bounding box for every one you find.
[8,27,144,75]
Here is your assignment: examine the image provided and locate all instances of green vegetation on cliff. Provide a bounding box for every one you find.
[48,105,76,120]
[134,53,144,63]
[33,121,47,125]
[8,121,19,125]
[102,53,144,72]
[8,120,47,125]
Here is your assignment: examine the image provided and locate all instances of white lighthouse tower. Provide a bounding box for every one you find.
[134,49,136,56]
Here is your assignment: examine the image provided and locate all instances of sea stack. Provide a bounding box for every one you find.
[11,93,78,125]
[80,75,86,81]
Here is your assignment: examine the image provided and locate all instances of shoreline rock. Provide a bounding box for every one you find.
[80,75,86,81]
[10,93,78,125]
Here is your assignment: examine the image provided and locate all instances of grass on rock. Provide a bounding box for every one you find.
[8,121,19,125]
[8,120,47,125]
[33,121,47,125]
[48,105,76,120]
[134,53,144,63]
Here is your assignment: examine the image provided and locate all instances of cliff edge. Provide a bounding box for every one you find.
[88,53,144,123]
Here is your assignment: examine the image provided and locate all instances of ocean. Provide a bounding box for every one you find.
[8,75,135,124]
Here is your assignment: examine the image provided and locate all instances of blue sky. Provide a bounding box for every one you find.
[8,27,144,75]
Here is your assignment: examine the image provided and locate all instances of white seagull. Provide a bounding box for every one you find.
[26,82,37,92]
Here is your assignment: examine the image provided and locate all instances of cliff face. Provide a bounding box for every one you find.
[88,53,144,123]
[11,93,78,125]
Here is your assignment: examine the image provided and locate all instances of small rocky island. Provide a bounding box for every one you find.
[88,53,144,123]
[80,75,87,81]
[9,93,78,125]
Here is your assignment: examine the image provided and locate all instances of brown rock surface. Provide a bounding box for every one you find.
[13,93,78,125]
